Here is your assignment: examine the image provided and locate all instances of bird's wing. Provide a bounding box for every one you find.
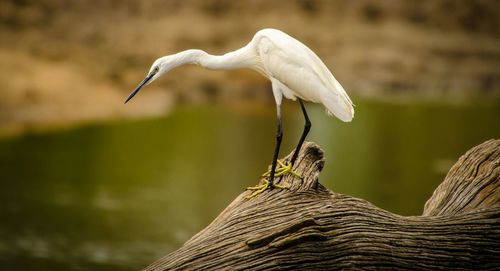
[255,29,354,121]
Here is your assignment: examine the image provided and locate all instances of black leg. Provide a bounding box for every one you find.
[291,99,311,166]
[269,107,283,186]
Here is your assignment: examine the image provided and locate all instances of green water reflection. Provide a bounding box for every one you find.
[0,98,498,270]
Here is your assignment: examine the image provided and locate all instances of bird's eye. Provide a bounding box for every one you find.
[154,66,159,73]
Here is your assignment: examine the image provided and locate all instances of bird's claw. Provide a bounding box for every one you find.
[245,179,287,199]
[261,160,302,179]
[245,160,301,199]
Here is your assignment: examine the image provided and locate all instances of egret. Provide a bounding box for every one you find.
[125,28,354,197]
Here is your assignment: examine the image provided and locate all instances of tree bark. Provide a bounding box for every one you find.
[144,139,500,271]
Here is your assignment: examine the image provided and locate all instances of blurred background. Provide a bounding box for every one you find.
[0,0,499,270]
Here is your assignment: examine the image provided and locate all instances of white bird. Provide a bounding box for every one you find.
[125,28,354,195]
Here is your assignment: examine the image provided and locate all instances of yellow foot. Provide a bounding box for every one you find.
[245,179,287,199]
[261,160,302,179]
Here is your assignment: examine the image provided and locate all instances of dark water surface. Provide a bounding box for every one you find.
[0,98,498,270]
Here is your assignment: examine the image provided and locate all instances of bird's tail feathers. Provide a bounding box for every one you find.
[324,91,354,122]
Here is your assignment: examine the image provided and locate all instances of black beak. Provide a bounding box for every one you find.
[124,72,155,104]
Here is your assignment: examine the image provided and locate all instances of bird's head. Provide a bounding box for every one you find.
[124,56,173,103]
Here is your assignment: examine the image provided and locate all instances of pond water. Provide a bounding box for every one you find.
[0,98,498,270]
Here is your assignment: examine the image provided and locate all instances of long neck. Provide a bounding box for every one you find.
[168,45,264,74]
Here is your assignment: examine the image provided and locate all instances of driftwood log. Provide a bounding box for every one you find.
[144,139,500,270]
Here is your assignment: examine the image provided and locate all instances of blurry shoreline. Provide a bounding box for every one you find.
[1,0,499,137]
[1,95,497,140]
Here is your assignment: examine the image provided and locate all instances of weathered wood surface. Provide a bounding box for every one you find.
[144,139,500,271]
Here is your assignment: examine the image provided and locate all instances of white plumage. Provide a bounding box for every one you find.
[250,28,354,121]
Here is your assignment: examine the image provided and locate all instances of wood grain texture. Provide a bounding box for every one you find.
[423,139,499,216]
[144,140,500,271]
